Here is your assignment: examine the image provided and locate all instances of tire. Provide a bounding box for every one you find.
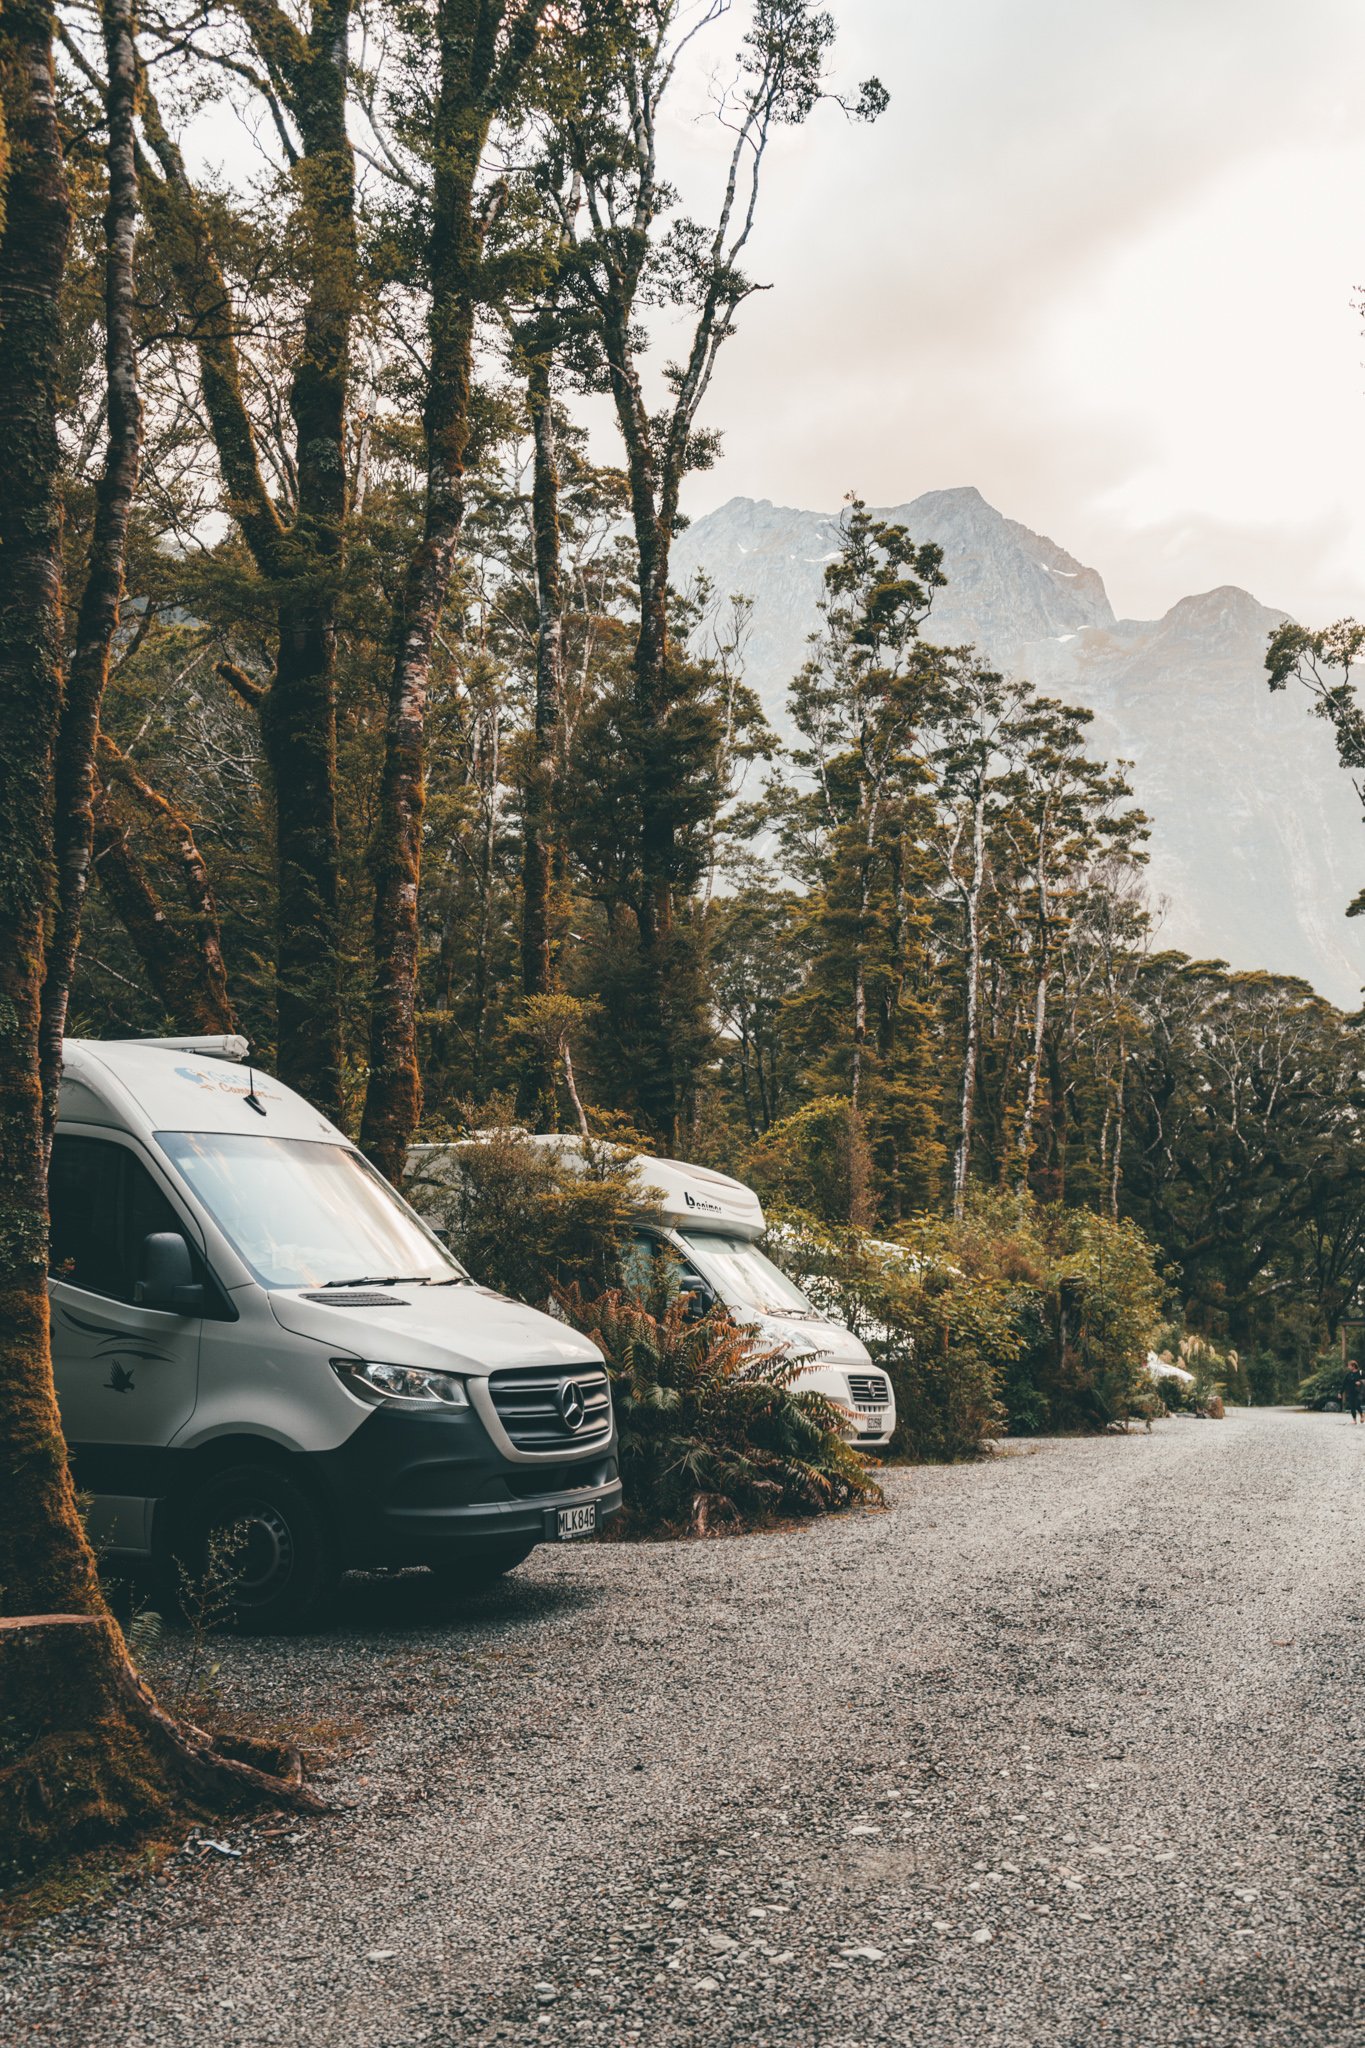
[429,1538,537,1593]
[166,1463,338,1633]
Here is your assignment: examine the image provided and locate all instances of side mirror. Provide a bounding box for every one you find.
[135,1232,205,1315]
[676,1269,716,1322]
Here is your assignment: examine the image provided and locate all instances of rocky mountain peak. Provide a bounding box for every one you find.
[672,489,1364,1009]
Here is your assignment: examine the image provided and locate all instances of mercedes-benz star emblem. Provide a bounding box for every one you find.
[558,1379,587,1431]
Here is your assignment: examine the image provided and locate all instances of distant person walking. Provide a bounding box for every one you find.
[1345,1359,1364,1424]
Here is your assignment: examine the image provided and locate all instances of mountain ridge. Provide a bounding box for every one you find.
[672,489,1364,1009]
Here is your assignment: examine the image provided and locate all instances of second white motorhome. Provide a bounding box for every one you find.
[410,1138,896,1449]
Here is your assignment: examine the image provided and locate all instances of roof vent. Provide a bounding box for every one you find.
[127,1034,249,1063]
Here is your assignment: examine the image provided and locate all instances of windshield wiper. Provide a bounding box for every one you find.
[317,1273,432,1289]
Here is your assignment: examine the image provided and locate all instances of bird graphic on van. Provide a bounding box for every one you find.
[174,1063,282,1102]
[104,1361,136,1394]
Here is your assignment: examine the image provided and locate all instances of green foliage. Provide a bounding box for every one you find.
[764,1208,1008,1462]
[744,1095,875,1229]
[771,1190,1167,1446]
[556,1286,880,1537]
[1298,1357,1346,1409]
[408,1112,653,1308]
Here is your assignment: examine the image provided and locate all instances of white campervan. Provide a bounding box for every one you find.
[49,1037,620,1629]
[410,1138,896,1449]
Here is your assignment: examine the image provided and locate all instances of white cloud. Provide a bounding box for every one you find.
[677,0,1365,623]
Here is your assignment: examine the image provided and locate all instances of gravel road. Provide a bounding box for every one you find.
[6,1407,1365,2047]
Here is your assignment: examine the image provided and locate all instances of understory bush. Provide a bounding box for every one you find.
[556,1288,881,1535]
[1148,1332,1234,1417]
[1298,1356,1347,1408]
[772,1190,1167,1448]
[406,1109,656,1306]
[763,1211,1009,1461]
[412,1123,876,1535]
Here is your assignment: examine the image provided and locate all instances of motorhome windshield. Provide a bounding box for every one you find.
[679,1232,818,1318]
[157,1132,466,1290]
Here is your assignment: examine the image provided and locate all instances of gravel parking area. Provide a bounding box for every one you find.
[6,1407,1365,2047]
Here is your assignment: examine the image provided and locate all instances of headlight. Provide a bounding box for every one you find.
[331,1358,469,1406]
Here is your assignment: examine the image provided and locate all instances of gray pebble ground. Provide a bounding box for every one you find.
[5,1407,1365,2047]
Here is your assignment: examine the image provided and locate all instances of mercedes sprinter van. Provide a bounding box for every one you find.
[411,1138,896,1449]
[49,1038,620,1628]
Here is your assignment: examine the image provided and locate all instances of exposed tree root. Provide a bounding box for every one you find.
[0,1614,324,1890]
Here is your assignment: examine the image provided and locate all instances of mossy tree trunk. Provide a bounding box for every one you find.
[0,0,105,1627]
[520,343,563,1009]
[36,0,142,1139]
[0,3,314,1890]
[138,1,355,1122]
[358,0,552,1182]
[92,735,238,1034]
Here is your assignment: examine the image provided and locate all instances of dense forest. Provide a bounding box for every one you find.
[6,0,1365,1884]
[33,0,1364,1391]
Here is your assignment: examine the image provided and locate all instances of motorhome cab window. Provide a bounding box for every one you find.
[50,1135,184,1303]
[679,1233,819,1319]
[157,1131,466,1291]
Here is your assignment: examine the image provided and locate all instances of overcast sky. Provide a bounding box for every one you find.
[667,0,1365,625]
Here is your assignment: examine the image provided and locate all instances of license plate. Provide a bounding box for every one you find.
[556,1503,598,1540]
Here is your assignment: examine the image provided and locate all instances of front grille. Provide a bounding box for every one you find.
[488,1365,612,1454]
[846,1373,891,1408]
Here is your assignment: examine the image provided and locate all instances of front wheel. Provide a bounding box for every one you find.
[165,1464,338,1633]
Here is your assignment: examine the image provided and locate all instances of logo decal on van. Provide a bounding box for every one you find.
[175,1063,282,1103]
[104,1360,136,1394]
[558,1380,587,1431]
[683,1189,723,1215]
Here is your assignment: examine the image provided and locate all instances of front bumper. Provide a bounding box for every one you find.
[315,1402,621,1565]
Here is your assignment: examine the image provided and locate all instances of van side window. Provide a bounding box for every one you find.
[50,1136,183,1304]
[621,1232,658,1294]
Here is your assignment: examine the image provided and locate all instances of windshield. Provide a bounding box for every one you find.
[157,1133,466,1290]
[678,1232,818,1318]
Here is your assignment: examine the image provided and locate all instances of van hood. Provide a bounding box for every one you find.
[735,1309,872,1372]
[268,1282,603,1377]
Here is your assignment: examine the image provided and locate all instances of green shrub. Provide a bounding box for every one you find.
[556,1286,881,1536]
[744,1096,875,1228]
[406,1110,655,1306]
[770,1190,1167,1444]
[766,1208,1008,1461]
[1148,1331,1232,1417]
[1298,1357,1346,1409]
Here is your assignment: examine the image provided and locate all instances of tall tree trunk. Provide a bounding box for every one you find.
[94,737,237,1032]
[139,2,355,1122]
[358,172,477,1176]
[596,300,683,1145]
[520,346,563,1004]
[0,0,101,1623]
[264,0,354,1119]
[0,5,314,1882]
[38,0,142,1139]
[1016,823,1052,1183]
[951,788,987,1220]
[361,0,553,1177]
[1108,1041,1126,1221]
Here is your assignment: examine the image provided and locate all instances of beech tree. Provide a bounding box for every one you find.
[548,0,886,1144]
[359,0,555,1179]
[136,0,358,1121]
[1266,617,1365,918]
[774,502,947,1215]
[0,0,312,1885]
